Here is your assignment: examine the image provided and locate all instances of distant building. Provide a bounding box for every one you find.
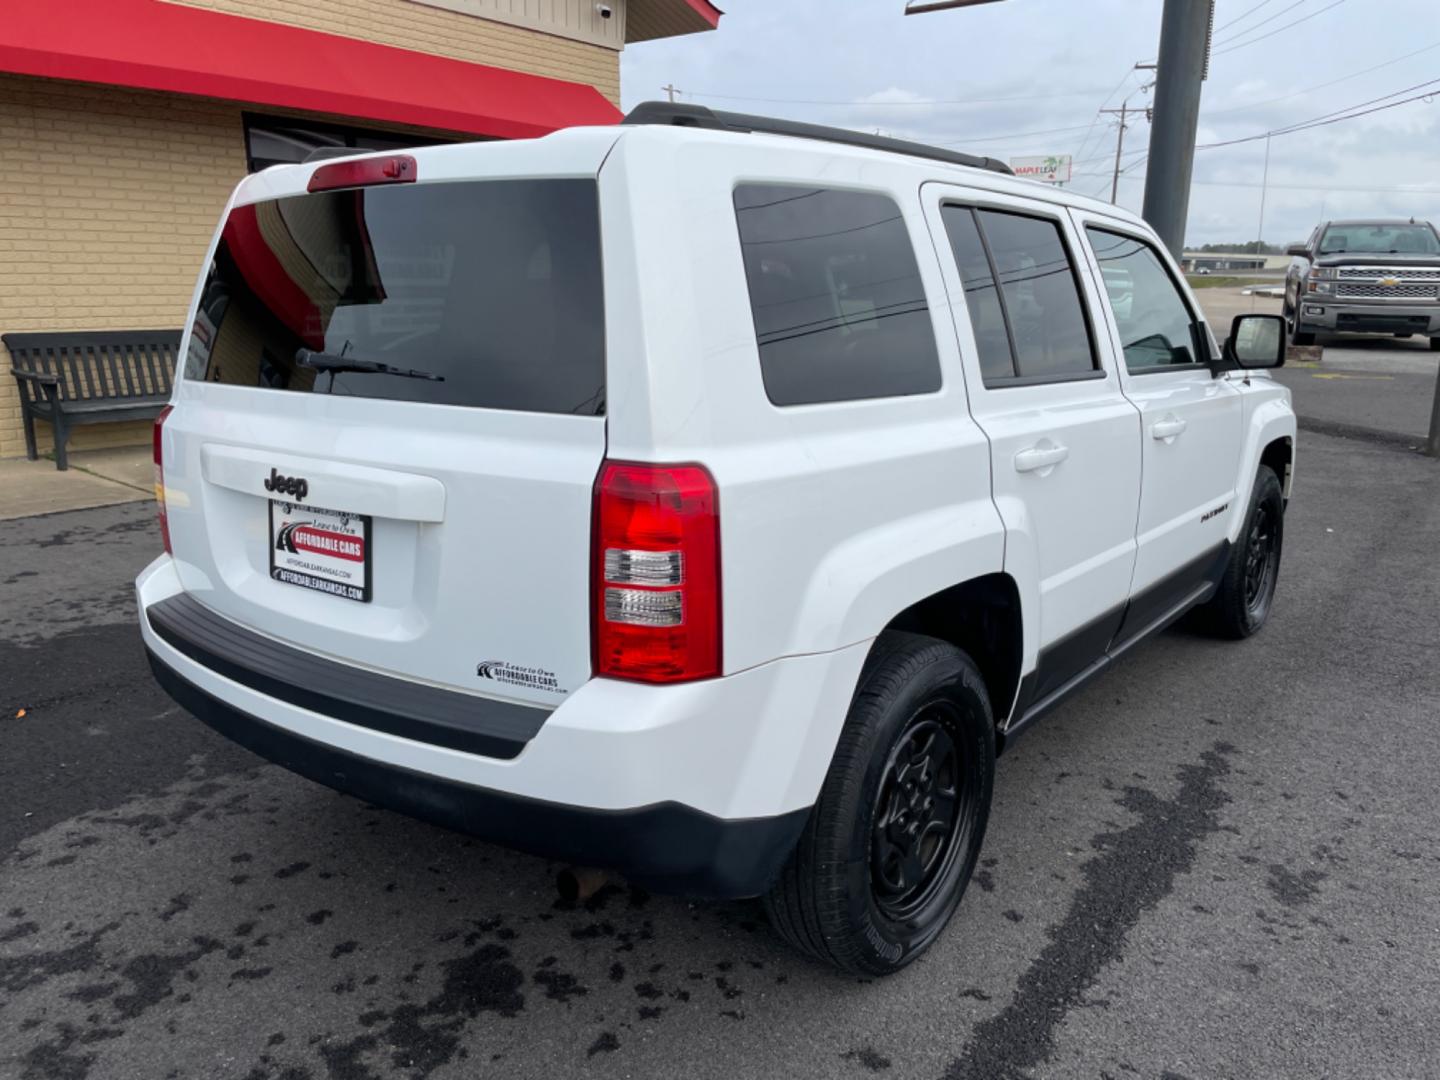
[1180,252,1291,272]
[1,0,720,460]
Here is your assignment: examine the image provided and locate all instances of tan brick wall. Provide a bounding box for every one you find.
[168,0,621,104]
[0,75,247,460]
[1,4,620,462]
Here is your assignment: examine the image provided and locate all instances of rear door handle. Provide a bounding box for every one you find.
[1151,416,1188,440]
[1014,443,1069,473]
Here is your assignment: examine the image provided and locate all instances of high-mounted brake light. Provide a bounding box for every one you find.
[153,404,174,554]
[592,461,720,684]
[307,154,417,193]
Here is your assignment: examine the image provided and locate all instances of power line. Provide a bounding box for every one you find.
[890,37,1440,155]
[1073,146,1150,168]
[1202,38,1440,117]
[1073,69,1146,168]
[1213,0,1277,35]
[1198,78,1440,149]
[1082,173,1117,200]
[679,35,1438,157]
[1213,0,1347,57]
[679,16,1433,189]
[1260,75,1440,135]
[1082,40,1440,180]
[1117,76,1440,177]
[794,49,1438,156]
[1212,0,1304,46]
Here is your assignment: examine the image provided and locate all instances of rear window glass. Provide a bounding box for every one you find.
[733,184,941,406]
[186,179,606,415]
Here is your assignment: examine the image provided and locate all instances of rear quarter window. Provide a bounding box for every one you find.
[186,178,606,415]
[733,184,942,406]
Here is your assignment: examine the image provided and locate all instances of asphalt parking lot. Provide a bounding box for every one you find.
[1194,287,1439,446]
[3,428,1439,1080]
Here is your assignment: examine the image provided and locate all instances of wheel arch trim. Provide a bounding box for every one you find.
[1229,402,1296,544]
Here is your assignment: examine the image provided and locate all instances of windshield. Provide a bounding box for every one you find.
[185,178,606,415]
[1318,223,1440,256]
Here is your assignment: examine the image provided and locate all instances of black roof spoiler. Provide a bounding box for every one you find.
[622,101,1014,177]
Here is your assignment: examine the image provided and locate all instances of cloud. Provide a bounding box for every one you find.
[621,0,1440,244]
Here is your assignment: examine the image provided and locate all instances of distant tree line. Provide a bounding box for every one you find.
[1192,241,1284,254]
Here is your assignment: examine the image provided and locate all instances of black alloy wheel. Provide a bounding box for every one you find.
[870,705,974,921]
[1202,464,1285,639]
[1243,501,1279,618]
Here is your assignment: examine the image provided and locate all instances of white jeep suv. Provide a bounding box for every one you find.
[138,104,1295,975]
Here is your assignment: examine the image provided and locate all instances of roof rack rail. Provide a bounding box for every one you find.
[621,101,1014,177]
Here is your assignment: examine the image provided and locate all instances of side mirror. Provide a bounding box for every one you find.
[1224,314,1286,369]
[1285,243,1310,258]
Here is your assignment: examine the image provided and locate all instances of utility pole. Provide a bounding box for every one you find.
[662,83,679,103]
[1255,132,1272,254]
[1101,76,1153,206]
[1105,104,1128,205]
[1141,0,1215,259]
[1101,103,1130,205]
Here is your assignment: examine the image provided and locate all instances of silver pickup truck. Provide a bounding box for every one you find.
[1284,218,1440,350]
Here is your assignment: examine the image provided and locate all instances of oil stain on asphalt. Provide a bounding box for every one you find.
[2,738,1246,1080]
[945,742,1236,1080]
[0,764,805,1079]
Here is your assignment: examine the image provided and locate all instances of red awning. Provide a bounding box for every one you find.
[0,0,622,140]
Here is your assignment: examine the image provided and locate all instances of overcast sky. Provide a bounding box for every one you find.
[620,0,1440,248]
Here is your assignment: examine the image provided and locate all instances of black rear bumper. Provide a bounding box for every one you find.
[146,592,547,760]
[146,647,808,899]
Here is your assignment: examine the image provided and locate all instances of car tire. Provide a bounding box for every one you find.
[1288,306,1315,348]
[1203,465,1285,640]
[1429,337,1440,352]
[763,632,995,976]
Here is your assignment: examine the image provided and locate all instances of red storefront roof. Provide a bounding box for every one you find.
[0,0,623,139]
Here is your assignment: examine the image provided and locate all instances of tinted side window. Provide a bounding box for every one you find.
[1086,227,1200,371]
[734,185,941,406]
[975,209,1097,381]
[940,206,1015,382]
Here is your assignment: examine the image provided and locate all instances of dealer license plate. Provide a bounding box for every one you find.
[268,500,372,603]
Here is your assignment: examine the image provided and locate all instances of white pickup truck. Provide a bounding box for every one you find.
[138,104,1296,974]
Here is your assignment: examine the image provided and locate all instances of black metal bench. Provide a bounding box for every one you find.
[3,330,179,470]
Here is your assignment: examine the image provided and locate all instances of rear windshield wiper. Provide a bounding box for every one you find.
[296,348,444,382]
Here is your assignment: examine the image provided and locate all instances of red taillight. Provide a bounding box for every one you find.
[154,404,173,555]
[307,154,417,193]
[592,461,720,684]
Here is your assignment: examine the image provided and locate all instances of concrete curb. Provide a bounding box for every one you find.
[1298,415,1433,454]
